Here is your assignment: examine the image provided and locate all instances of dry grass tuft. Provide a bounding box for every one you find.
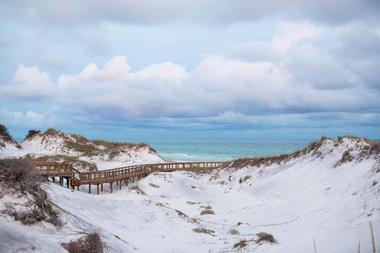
[200,209,215,215]
[335,150,354,166]
[233,240,248,249]
[130,185,145,195]
[149,183,160,188]
[62,232,103,253]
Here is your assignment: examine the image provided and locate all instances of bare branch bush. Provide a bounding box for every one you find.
[0,159,61,226]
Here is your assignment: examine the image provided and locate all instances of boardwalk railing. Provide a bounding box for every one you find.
[30,161,227,194]
[32,161,73,177]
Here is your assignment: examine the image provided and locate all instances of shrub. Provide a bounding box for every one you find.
[200,209,215,215]
[62,233,103,253]
[9,208,46,225]
[25,130,41,140]
[256,232,276,244]
[0,159,61,226]
[239,175,252,184]
[0,124,20,148]
[0,159,43,194]
[229,229,240,235]
[233,240,247,249]
[0,124,10,140]
[193,227,215,235]
[340,150,353,163]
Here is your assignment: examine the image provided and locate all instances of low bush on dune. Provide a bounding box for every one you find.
[0,159,61,226]
[200,209,215,215]
[0,159,43,194]
[0,124,21,148]
[229,229,240,235]
[232,232,276,250]
[233,240,248,249]
[193,227,215,235]
[256,232,277,244]
[24,129,41,140]
[62,232,104,253]
[200,206,215,215]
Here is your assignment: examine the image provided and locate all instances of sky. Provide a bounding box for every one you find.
[0,0,379,141]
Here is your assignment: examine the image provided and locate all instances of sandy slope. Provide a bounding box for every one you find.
[0,137,379,252]
[0,128,164,170]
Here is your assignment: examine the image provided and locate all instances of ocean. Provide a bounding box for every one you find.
[146,140,311,162]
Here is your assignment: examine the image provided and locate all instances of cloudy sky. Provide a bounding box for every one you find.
[0,0,379,141]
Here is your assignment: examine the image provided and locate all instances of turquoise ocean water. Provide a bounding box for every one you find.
[147,140,311,162]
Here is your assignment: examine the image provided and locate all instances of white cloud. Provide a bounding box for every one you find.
[193,110,380,129]
[272,22,321,54]
[0,65,55,98]
[0,107,51,128]
[1,21,379,122]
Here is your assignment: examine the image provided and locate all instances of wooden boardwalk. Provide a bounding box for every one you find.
[31,161,227,194]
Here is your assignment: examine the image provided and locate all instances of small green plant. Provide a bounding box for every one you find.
[229,229,240,235]
[193,227,214,235]
[11,209,45,225]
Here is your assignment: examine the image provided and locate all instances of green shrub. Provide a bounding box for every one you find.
[25,130,41,140]
[229,229,240,235]
[193,227,215,235]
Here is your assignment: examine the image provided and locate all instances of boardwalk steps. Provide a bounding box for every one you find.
[31,161,227,194]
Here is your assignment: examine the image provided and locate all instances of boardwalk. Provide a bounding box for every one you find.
[31,161,227,194]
